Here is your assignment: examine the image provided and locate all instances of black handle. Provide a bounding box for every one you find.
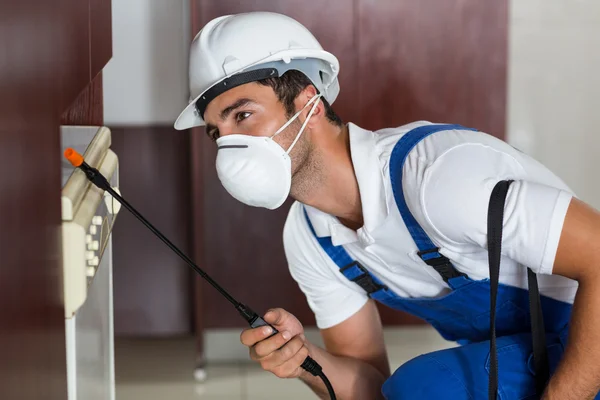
[247,312,322,377]
[250,315,279,336]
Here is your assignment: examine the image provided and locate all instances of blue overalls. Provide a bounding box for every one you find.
[303,125,589,399]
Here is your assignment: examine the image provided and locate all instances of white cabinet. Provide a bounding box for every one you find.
[61,126,119,400]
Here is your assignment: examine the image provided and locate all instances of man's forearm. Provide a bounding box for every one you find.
[543,277,600,399]
[299,341,387,400]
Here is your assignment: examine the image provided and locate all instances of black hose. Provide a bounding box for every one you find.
[301,357,336,399]
[79,161,240,308]
[318,371,337,400]
[76,160,337,399]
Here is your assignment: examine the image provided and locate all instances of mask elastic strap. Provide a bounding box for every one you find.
[271,94,322,138]
[286,96,321,155]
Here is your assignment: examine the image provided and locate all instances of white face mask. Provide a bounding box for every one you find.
[215,93,322,210]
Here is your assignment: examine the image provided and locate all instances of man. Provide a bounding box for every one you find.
[175,12,600,400]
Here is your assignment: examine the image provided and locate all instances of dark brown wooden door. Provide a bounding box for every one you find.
[189,1,508,333]
[0,1,111,398]
[110,126,193,336]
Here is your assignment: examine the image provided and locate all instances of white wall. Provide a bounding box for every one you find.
[507,0,600,208]
[103,0,190,126]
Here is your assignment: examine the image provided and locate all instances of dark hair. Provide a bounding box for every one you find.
[257,70,343,127]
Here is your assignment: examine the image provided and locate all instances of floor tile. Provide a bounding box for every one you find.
[243,362,315,399]
[115,338,244,399]
[114,326,458,399]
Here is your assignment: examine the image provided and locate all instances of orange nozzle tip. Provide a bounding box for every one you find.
[64,148,84,167]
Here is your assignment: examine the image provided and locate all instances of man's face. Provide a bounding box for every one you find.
[203,83,290,142]
[203,82,316,179]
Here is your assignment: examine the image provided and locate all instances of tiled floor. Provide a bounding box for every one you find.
[115,326,456,400]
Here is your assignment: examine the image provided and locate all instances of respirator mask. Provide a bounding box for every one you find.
[215,93,322,210]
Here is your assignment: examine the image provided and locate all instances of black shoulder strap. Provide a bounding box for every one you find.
[528,266,550,394]
[487,180,549,399]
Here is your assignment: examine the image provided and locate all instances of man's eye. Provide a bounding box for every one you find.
[236,112,251,123]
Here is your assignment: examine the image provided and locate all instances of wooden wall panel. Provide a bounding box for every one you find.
[61,72,104,126]
[90,0,113,79]
[56,0,92,114]
[0,0,111,398]
[358,0,508,137]
[110,126,193,336]
[190,0,508,330]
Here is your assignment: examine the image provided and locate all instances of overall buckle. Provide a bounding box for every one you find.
[417,247,467,283]
[340,261,388,295]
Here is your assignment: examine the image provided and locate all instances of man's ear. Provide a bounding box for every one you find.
[295,85,318,108]
[296,85,325,123]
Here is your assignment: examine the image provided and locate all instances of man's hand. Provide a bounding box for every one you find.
[239,302,389,400]
[240,308,309,379]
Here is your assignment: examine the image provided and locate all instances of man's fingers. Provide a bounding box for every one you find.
[263,308,287,326]
[260,336,305,370]
[252,330,293,360]
[240,325,276,347]
[272,345,310,379]
[238,307,308,379]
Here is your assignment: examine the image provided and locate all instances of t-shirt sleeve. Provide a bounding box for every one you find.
[419,143,574,275]
[283,206,368,329]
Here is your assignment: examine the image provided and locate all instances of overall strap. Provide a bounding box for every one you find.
[389,124,476,283]
[303,209,390,300]
[487,180,549,399]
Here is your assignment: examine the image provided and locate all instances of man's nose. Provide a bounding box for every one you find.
[219,129,235,137]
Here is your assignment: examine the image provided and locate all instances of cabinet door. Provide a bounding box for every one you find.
[0,0,112,398]
[110,126,193,336]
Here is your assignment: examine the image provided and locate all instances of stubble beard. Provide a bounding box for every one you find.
[284,120,323,203]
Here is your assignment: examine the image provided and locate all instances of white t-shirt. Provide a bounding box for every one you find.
[283,121,579,330]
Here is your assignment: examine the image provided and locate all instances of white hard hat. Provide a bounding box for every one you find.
[174,12,340,130]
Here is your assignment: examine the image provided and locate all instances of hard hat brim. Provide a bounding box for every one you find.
[174,49,340,131]
[174,98,202,130]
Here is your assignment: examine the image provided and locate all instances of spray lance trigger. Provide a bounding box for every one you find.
[237,303,321,376]
[237,303,279,337]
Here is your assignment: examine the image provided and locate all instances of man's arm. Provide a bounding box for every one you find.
[240,300,389,400]
[300,299,390,399]
[543,198,600,399]
[408,140,600,397]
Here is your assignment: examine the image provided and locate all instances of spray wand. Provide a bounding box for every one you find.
[64,148,336,400]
